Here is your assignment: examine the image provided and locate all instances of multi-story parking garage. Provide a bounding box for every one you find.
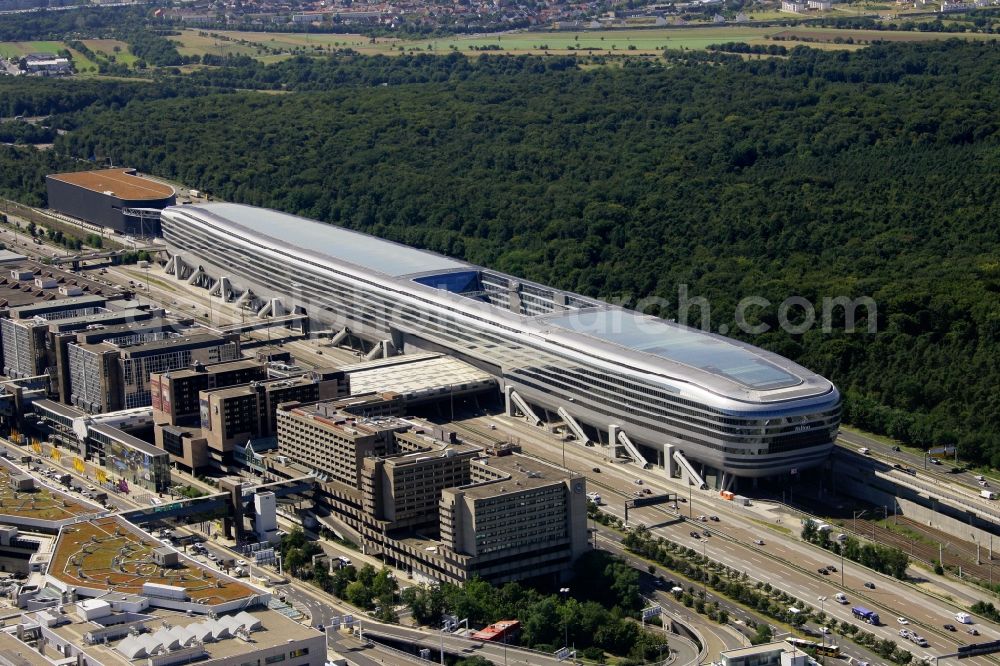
[160,203,841,486]
[46,168,175,235]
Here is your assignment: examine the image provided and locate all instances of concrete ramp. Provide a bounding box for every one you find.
[506,387,542,426]
[363,339,395,361]
[617,430,649,468]
[672,450,708,490]
[327,327,351,347]
[557,406,590,445]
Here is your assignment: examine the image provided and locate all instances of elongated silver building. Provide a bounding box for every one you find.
[161,203,840,485]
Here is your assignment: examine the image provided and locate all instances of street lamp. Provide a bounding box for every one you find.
[559,587,571,649]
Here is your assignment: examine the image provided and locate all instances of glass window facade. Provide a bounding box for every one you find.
[162,205,841,478]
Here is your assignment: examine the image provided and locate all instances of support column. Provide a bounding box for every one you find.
[664,443,676,477]
[608,424,621,460]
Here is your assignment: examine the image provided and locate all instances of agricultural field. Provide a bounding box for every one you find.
[173,30,294,63]
[188,24,995,60]
[50,516,255,604]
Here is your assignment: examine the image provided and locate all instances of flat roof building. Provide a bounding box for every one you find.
[151,368,345,472]
[87,423,170,493]
[46,168,175,235]
[716,641,812,666]
[162,203,841,483]
[151,358,268,427]
[67,332,241,413]
[1,295,110,380]
[274,402,588,584]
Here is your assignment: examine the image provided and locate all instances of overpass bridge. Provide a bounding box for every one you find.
[120,476,316,539]
[50,247,163,267]
[210,313,309,336]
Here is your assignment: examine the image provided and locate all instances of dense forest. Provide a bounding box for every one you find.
[3,40,999,464]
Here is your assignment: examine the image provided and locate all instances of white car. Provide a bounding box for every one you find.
[897,617,910,625]
[819,626,830,635]
[237,559,247,567]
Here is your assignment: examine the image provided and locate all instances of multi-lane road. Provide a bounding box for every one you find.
[458,414,1000,665]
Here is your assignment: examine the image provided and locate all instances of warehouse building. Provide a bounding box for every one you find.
[46,168,176,235]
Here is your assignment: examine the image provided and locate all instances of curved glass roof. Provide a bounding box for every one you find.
[190,203,469,278]
[543,309,801,391]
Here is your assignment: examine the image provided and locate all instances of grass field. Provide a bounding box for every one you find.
[0,40,64,59]
[50,516,255,603]
[80,38,138,67]
[183,25,994,60]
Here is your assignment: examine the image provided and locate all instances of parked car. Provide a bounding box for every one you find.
[820,627,830,635]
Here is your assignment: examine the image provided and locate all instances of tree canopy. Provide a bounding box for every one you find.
[3,40,999,463]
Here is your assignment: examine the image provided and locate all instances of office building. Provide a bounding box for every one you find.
[51,312,164,404]
[67,332,241,413]
[1,295,107,379]
[151,369,345,472]
[273,402,588,584]
[161,203,841,483]
[198,370,345,463]
[151,358,268,426]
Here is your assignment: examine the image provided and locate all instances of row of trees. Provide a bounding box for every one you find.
[801,521,910,579]
[622,527,923,664]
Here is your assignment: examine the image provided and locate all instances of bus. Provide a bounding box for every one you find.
[786,638,841,658]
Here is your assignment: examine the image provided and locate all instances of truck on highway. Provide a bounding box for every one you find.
[981,490,997,500]
[852,606,880,625]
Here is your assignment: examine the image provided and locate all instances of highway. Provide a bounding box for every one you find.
[459,414,1000,665]
[837,428,1000,507]
[10,206,1000,662]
